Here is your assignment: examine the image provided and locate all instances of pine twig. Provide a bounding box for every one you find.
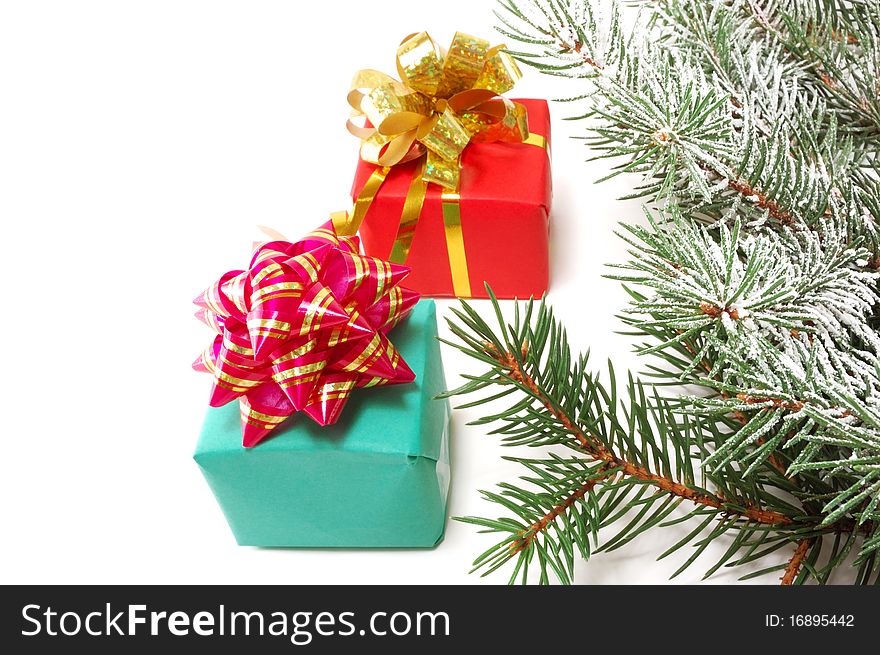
[509,466,614,555]
[487,344,792,526]
[534,25,605,69]
[696,163,796,226]
[680,335,790,477]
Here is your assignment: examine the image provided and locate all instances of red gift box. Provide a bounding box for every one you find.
[349,98,552,299]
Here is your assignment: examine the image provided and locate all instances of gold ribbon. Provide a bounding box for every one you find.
[337,32,537,297]
[440,192,469,297]
[390,158,429,263]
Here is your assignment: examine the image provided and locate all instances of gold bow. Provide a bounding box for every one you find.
[347,31,528,192]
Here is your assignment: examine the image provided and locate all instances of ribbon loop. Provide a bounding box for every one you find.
[437,32,490,97]
[397,32,445,96]
[476,46,522,94]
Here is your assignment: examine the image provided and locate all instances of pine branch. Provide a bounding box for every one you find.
[680,332,791,476]
[445,288,880,583]
[499,0,880,240]
[484,0,880,583]
[487,342,792,524]
[739,0,880,139]
[441,290,834,584]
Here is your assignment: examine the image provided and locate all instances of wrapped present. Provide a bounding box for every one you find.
[192,223,450,546]
[336,32,552,299]
[194,301,449,547]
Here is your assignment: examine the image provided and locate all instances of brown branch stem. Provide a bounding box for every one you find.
[538,26,604,70]
[737,393,852,419]
[780,537,814,585]
[694,161,796,225]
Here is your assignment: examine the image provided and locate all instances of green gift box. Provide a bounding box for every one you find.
[194,300,450,547]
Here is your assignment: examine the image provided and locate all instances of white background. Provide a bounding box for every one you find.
[0,0,785,584]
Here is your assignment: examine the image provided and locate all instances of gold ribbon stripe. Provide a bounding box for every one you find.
[440,192,470,297]
[523,133,547,149]
[389,158,429,264]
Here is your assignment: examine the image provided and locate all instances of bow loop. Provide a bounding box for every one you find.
[436,32,490,98]
[378,111,425,136]
[396,31,445,96]
[475,45,522,94]
[447,88,502,114]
